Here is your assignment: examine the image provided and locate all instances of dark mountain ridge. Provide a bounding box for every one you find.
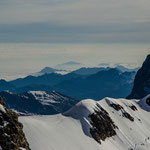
[0,91,78,115]
[54,68,135,100]
[128,54,150,99]
[9,72,81,88]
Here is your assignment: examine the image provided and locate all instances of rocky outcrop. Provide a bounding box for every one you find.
[109,103,134,122]
[127,54,150,99]
[0,96,30,150]
[89,107,117,144]
[129,105,137,111]
[122,112,134,122]
[110,103,123,111]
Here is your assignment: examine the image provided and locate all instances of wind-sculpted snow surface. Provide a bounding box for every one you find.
[20,95,150,150]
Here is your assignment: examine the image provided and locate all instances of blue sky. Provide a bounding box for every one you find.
[0,0,150,79]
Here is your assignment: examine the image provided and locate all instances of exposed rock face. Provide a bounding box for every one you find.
[127,54,150,99]
[129,105,137,111]
[0,96,30,150]
[110,103,134,122]
[89,107,117,144]
[122,112,134,122]
[110,103,123,111]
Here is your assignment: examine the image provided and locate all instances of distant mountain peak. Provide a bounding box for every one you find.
[55,61,83,70]
[31,67,68,77]
[61,61,82,65]
[40,67,63,73]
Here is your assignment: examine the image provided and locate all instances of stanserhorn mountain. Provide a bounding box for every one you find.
[128,54,150,99]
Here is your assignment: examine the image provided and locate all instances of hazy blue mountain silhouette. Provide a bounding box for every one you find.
[71,67,110,75]
[9,73,81,88]
[0,79,15,91]
[0,68,136,100]
[54,68,135,100]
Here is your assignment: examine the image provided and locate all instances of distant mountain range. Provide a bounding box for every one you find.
[33,64,138,76]
[10,72,81,88]
[0,91,78,115]
[99,63,139,72]
[115,65,139,72]
[71,67,110,75]
[0,66,137,100]
[54,68,135,100]
[70,64,138,76]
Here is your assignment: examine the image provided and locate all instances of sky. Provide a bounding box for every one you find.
[0,0,150,80]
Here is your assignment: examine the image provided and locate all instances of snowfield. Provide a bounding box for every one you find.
[19,95,150,150]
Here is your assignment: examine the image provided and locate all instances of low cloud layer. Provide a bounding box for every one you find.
[0,43,149,80]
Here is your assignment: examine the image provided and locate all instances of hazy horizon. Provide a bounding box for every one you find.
[0,43,149,80]
[0,0,150,80]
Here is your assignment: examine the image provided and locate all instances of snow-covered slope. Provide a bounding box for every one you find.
[20,96,150,150]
